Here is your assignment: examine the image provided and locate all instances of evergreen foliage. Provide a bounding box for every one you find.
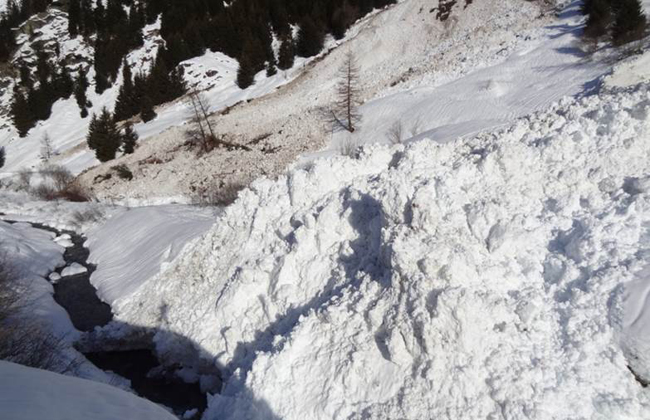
[121,124,138,154]
[296,17,325,58]
[74,68,91,118]
[582,0,647,44]
[11,89,35,137]
[68,0,81,37]
[140,95,156,123]
[277,36,295,70]
[114,61,139,122]
[612,0,647,45]
[0,146,5,169]
[86,108,122,162]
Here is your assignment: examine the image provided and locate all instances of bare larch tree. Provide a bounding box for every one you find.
[329,52,362,133]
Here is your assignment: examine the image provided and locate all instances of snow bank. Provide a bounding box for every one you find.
[114,84,650,419]
[0,361,177,420]
[0,220,74,339]
[86,205,215,306]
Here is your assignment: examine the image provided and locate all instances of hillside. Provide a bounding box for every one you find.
[0,0,649,419]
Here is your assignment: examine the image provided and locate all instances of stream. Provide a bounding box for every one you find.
[8,220,208,418]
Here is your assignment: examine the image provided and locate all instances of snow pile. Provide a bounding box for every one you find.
[0,361,177,420]
[114,84,650,419]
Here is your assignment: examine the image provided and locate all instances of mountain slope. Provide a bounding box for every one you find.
[77,0,629,203]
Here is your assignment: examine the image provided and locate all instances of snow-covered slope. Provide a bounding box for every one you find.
[78,0,562,201]
[0,361,177,420]
[108,80,650,419]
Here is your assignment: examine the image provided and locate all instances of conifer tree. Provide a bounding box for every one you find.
[266,56,278,77]
[277,36,295,70]
[583,0,613,39]
[296,17,325,58]
[237,53,256,89]
[68,0,80,37]
[74,68,90,118]
[0,146,5,169]
[140,95,156,123]
[114,60,137,121]
[54,64,74,99]
[19,62,33,89]
[612,0,647,45]
[11,89,35,137]
[121,124,138,154]
[87,108,121,162]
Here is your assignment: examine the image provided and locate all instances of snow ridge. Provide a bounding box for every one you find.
[115,83,650,419]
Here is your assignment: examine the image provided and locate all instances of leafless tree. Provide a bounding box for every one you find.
[328,52,362,133]
[40,133,55,162]
[186,89,216,154]
[185,89,250,154]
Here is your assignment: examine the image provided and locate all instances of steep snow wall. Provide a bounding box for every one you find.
[114,83,650,419]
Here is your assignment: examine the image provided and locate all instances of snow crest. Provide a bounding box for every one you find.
[116,85,650,419]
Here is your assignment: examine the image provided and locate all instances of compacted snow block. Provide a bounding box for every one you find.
[115,85,650,419]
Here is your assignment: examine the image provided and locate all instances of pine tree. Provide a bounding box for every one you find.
[35,47,52,86]
[612,0,647,45]
[114,60,137,121]
[277,36,295,70]
[19,62,33,89]
[11,89,35,137]
[140,95,156,122]
[54,64,74,99]
[68,0,80,37]
[121,124,138,154]
[237,53,256,89]
[266,57,278,77]
[296,17,325,58]
[583,0,613,39]
[87,108,121,162]
[74,68,90,118]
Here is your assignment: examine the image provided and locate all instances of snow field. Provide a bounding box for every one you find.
[113,83,650,419]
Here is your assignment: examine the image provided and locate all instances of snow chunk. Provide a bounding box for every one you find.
[61,263,88,277]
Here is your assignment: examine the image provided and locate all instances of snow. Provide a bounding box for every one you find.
[77,0,619,202]
[0,361,177,420]
[60,262,87,277]
[113,84,650,419]
[604,49,650,89]
[85,205,216,306]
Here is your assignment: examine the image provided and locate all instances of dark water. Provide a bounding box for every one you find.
[85,350,207,415]
[8,220,208,417]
